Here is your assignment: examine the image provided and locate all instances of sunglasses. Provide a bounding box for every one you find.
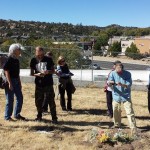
[61,60,65,62]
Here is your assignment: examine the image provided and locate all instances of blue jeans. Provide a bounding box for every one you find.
[4,78,23,120]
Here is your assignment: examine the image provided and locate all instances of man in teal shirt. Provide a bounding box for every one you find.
[108,62,136,132]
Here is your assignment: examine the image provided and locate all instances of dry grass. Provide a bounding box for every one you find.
[0,83,149,150]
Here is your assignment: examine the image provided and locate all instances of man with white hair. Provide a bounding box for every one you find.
[3,43,26,121]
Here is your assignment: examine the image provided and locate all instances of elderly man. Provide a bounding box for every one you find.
[3,43,26,121]
[104,60,121,118]
[108,62,136,132]
[30,46,58,124]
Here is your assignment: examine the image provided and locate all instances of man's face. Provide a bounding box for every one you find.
[35,48,44,60]
[14,49,21,58]
[115,64,123,74]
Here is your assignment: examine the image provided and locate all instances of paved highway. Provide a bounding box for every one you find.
[93,60,150,70]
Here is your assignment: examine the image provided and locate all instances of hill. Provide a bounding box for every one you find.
[0,19,150,42]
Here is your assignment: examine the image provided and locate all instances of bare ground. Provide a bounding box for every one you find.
[0,83,149,150]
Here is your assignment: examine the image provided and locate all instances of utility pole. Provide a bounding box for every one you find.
[91,39,96,82]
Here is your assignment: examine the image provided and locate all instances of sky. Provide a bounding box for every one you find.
[0,0,150,27]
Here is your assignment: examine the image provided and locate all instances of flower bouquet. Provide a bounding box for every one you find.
[87,128,135,146]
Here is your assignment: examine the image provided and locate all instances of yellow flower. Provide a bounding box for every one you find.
[98,134,109,143]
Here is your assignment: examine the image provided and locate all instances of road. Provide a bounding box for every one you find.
[93,60,150,70]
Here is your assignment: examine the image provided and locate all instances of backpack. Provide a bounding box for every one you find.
[0,71,8,89]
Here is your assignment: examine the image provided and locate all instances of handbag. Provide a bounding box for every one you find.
[0,71,8,89]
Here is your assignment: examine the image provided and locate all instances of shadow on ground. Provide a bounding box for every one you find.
[70,108,107,116]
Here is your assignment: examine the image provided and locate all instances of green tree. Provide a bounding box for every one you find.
[125,43,142,59]
[31,39,53,47]
[0,39,14,52]
[108,41,121,57]
[93,33,109,55]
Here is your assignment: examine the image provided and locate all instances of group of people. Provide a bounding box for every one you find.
[2,43,75,124]
[2,43,148,134]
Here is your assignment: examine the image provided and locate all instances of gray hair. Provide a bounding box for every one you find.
[8,43,23,57]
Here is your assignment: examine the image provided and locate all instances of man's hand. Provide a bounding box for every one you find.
[116,82,122,86]
[108,81,115,86]
[116,82,127,88]
[9,83,13,91]
[34,73,45,77]
[43,70,55,75]
[43,70,49,75]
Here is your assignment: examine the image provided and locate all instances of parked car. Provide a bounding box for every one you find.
[141,57,150,62]
[89,63,101,70]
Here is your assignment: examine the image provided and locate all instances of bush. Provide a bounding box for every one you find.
[108,41,121,57]
[125,43,144,60]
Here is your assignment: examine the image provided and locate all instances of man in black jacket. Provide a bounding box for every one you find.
[30,46,58,124]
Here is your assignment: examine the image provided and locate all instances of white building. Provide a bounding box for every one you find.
[108,36,128,45]
[121,40,134,53]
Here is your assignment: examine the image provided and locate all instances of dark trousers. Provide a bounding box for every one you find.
[42,95,49,112]
[148,90,150,113]
[59,82,72,109]
[106,90,113,117]
[35,85,57,120]
[42,93,55,112]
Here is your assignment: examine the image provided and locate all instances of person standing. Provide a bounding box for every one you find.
[56,56,75,111]
[108,62,136,132]
[3,43,26,121]
[30,46,58,124]
[42,51,54,113]
[104,60,121,118]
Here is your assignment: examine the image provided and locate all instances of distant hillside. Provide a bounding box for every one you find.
[0,19,150,41]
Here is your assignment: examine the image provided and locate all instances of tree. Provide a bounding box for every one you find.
[93,33,109,55]
[106,27,123,37]
[0,39,14,52]
[108,41,121,57]
[125,43,142,59]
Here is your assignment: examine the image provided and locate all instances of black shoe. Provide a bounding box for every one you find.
[67,108,72,111]
[35,117,42,122]
[15,115,26,121]
[109,114,113,118]
[111,125,121,129]
[5,117,14,121]
[62,107,67,111]
[52,120,58,124]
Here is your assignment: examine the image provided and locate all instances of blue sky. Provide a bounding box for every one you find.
[0,0,150,27]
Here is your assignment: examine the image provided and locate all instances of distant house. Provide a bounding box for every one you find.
[121,40,134,53]
[76,42,92,50]
[52,35,63,41]
[108,36,133,45]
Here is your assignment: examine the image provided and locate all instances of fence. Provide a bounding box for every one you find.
[0,45,150,82]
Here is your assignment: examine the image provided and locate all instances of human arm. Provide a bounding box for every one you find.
[107,72,115,86]
[116,72,132,88]
[4,70,13,90]
[56,65,73,77]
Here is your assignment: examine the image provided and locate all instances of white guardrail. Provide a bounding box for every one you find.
[0,69,149,85]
